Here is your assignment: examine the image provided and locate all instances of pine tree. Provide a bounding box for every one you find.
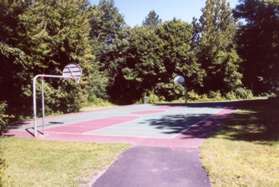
[198,0,242,93]
[88,0,126,100]
[143,10,162,27]
[89,0,125,44]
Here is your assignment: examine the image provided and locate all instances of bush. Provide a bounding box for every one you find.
[0,102,10,185]
[235,88,254,99]
[225,88,254,100]
[225,91,238,100]
[146,91,163,104]
[208,91,222,99]
[0,102,10,135]
[86,95,111,107]
[187,90,201,101]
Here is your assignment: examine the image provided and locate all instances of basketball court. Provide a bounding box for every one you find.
[7,104,232,148]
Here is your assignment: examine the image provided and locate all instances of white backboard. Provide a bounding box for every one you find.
[63,64,82,81]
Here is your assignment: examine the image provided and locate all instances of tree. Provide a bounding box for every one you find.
[89,0,125,44]
[143,10,162,27]
[103,19,205,103]
[0,0,101,115]
[102,27,163,103]
[234,0,279,94]
[155,19,205,99]
[0,1,32,115]
[88,0,126,100]
[197,0,243,93]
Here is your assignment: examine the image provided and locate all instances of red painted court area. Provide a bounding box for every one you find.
[6,105,233,148]
[46,116,138,133]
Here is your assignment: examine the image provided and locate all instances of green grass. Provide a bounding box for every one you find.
[201,99,279,187]
[81,99,114,112]
[0,137,129,186]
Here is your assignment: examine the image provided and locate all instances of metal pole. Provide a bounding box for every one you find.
[32,74,79,137]
[33,76,38,137]
[41,78,45,135]
[184,88,187,104]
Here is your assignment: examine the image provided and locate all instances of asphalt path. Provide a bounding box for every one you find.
[92,146,210,187]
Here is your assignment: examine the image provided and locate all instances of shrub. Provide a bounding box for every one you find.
[234,88,254,99]
[86,95,111,107]
[225,88,254,100]
[208,91,222,99]
[0,102,10,135]
[225,91,238,100]
[147,91,162,104]
[187,90,201,101]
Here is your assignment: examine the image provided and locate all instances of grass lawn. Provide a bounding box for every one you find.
[0,137,129,186]
[201,99,279,187]
[80,99,114,112]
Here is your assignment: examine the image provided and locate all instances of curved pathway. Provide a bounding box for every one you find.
[92,146,210,187]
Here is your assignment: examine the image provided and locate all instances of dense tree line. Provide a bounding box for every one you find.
[0,0,279,129]
[234,0,279,94]
[0,0,104,116]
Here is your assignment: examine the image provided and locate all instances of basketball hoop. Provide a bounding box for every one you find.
[174,75,185,86]
[32,64,83,137]
[62,64,82,83]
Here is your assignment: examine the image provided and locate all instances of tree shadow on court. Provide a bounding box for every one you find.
[143,114,210,136]
[153,98,279,142]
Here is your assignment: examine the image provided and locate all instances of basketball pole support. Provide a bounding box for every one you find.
[33,74,68,137]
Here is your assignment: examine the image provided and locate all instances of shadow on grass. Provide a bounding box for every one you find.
[216,99,279,143]
[154,98,279,142]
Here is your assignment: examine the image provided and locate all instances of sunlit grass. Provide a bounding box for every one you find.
[201,100,279,187]
[80,99,114,112]
[0,137,129,186]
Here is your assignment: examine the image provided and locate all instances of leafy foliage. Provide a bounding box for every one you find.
[103,27,163,103]
[234,0,279,94]
[156,19,205,99]
[89,0,125,44]
[1,0,277,120]
[0,0,103,115]
[100,19,206,103]
[0,102,10,135]
[88,0,125,100]
[196,0,243,93]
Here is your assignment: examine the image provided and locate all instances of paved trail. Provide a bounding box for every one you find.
[92,146,210,187]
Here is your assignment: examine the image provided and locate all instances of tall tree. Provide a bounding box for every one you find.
[0,0,101,115]
[143,10,162,27]
[103,19,205,103]
[234,0,279,94]
[88,0,126,100]
[155,19,205,99]
[89,0,125,44]
[197,0,243,93]
[102,27,163,103]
